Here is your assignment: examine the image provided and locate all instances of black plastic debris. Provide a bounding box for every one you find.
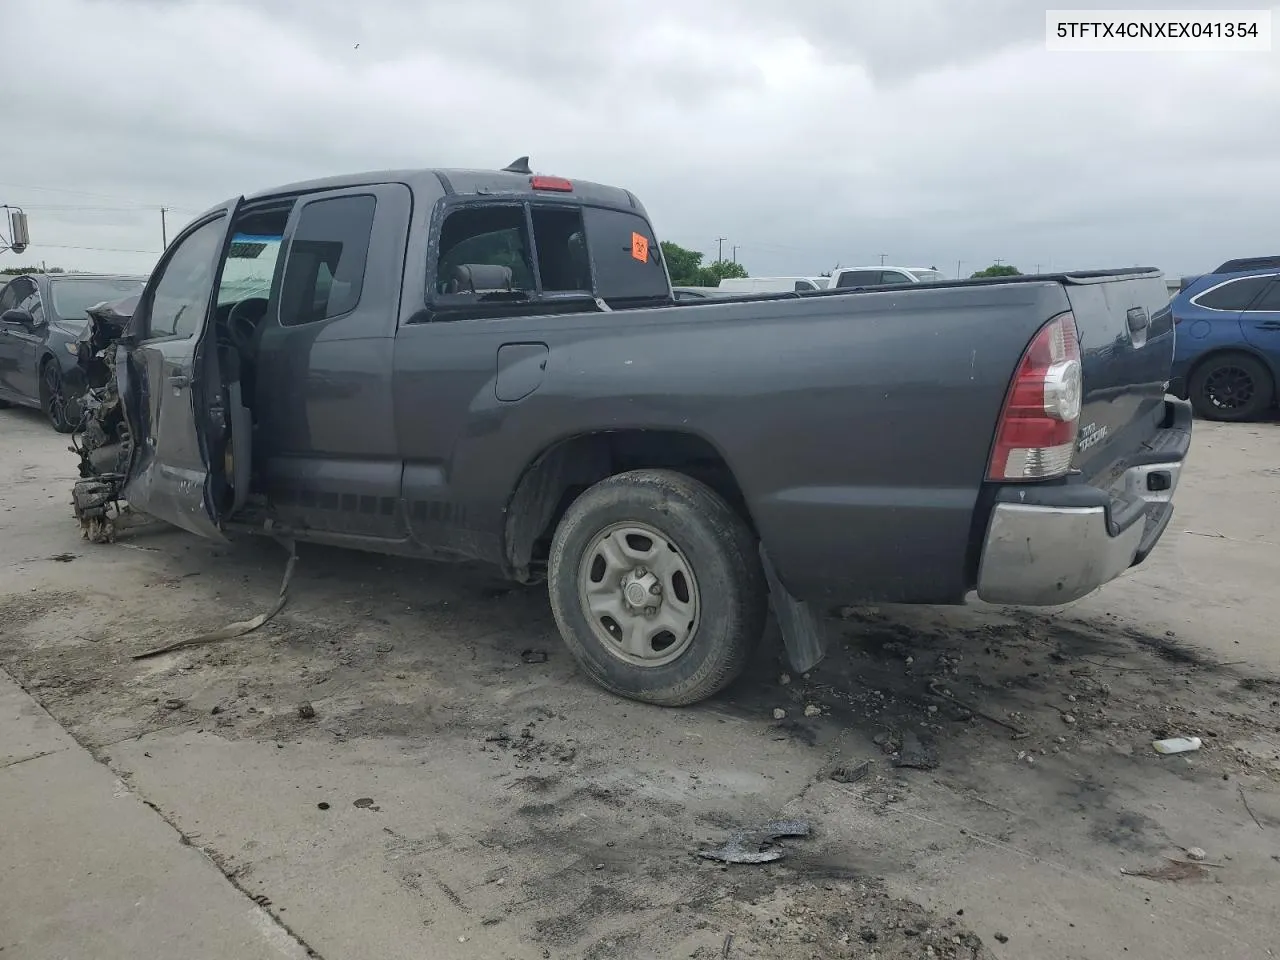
[892,731,938,770]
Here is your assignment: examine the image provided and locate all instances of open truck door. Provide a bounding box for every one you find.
[118,199,245,540]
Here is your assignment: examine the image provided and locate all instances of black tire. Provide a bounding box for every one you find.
[1188,351,1274,422]
[547,468,767,707]
[40,360,76,434]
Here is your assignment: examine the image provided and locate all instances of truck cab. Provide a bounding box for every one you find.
[101,166,670,546]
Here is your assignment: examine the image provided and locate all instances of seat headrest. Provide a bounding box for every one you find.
[450,263,513,294]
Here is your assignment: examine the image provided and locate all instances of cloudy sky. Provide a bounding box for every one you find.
[3,0,1277,279]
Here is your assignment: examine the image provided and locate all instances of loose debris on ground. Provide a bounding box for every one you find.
[686,879,994,960]
[1121,859,1209,882]
[698,819,812,864]
[3,527,1280,957]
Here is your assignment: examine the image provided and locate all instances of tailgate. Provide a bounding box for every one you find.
[1063,271,1175,490]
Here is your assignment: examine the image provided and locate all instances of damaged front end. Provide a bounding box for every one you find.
[68,294,139,542]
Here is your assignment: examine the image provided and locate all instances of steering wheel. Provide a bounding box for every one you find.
[226,298,268,356]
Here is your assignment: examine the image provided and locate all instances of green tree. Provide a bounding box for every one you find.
[696,259,748,285]
[659,241,706,285]
[970,264,1021,278]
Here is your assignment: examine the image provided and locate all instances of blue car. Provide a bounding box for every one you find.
[1170,259,1280,421]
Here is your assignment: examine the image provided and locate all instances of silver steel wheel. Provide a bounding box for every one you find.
[576,521,701,668]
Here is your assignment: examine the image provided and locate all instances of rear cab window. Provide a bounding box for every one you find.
[579,206,666,306]
[427,198,665,319]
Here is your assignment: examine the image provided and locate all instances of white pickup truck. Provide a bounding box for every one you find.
[830,265,947,288]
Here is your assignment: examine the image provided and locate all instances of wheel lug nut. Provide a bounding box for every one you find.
[644,607,656,617]
[649,583,662,595]
[634,566,646,577]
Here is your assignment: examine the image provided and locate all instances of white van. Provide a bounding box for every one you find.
[717,276,830,294]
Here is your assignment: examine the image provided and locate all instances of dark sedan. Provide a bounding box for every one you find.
[0,273,147,431]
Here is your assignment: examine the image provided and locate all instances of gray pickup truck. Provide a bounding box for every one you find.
[71,161,1192,706]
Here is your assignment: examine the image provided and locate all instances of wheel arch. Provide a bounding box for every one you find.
[1187,345,1277,395]
[502,429,756,582]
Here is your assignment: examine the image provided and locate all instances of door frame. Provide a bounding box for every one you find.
[120,198,245,539]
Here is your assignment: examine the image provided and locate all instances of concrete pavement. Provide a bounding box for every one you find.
[0,668,311,960]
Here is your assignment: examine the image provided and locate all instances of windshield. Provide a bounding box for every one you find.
[50,277,146,325]
[909,269,947,282]
[217,233,283,303]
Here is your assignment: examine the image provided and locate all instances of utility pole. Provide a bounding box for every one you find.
[716,237,727,262]
[731,245,738,265]
[994,258,1004,267]
[955,260,963,278]
[878,253,887,266]
[160,207,168,249]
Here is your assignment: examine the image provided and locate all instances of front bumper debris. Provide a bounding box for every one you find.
[72,476,126,544]
[67,295,138,542]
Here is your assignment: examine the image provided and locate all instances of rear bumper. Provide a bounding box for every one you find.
[976,397,1191,606]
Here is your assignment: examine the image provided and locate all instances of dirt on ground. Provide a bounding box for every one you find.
[2,405,1278,960]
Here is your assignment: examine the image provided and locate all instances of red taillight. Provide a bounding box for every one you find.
[530,175,573,192]
[987,311,1083,481]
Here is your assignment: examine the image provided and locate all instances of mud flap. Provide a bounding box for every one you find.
[759,545,828,674]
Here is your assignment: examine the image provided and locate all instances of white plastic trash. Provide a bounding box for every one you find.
[1152,736,1202,755]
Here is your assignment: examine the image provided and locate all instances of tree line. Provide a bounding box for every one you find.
[2,265,66,276]
[659,242,748,286]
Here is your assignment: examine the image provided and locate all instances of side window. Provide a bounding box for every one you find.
[435,205,533,298]
[278,195,376,327]
[879,271,913,284]
[1,278,35,313]
[836,270,878,288]
[1244,278,1280,312]
[581,206,666,302]
[794,280,815,291]
[1194,276,1271,311]
[146,216,228,339]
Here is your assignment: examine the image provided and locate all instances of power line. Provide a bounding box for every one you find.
[7,204,167,213]
[30,242,161,255]
[0,181,200,213]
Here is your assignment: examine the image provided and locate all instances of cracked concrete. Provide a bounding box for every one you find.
[0,668,313,960]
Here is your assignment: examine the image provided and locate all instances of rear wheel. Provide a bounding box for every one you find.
[40,361,76,434]
[547,468,767,706]
[1188,352,1274,422]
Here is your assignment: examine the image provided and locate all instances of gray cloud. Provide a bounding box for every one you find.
[4,0,1278,279]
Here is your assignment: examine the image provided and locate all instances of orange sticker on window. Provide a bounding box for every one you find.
[630,232,649,262]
